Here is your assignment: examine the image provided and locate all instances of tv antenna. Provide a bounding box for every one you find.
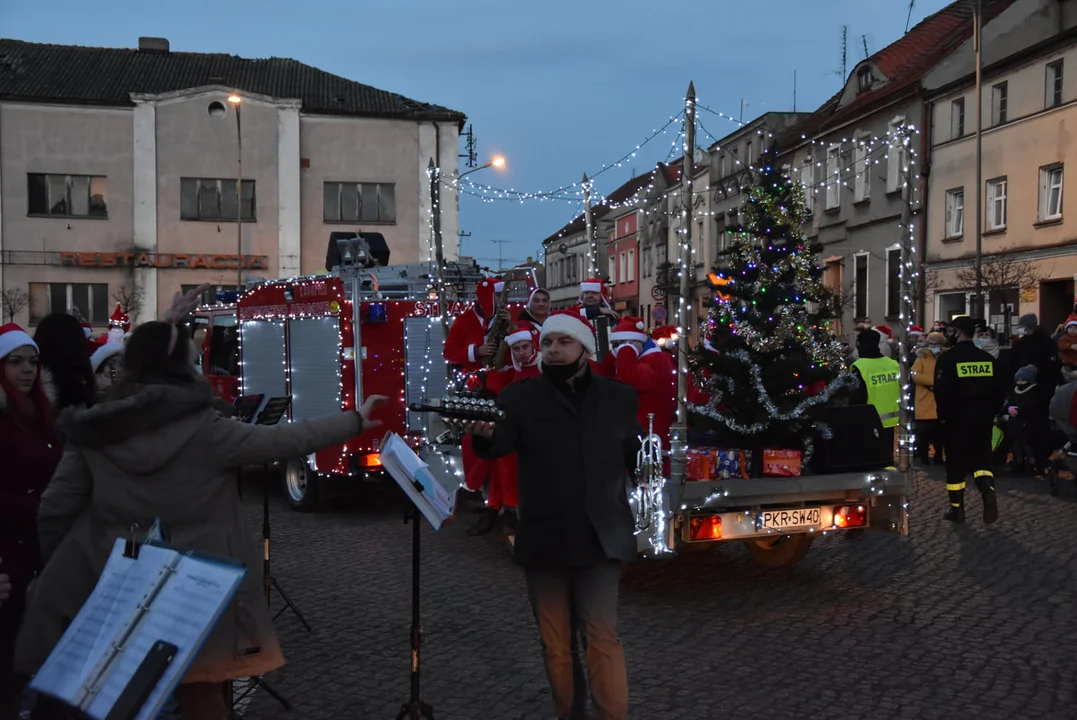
[835,26,848,82]
[862,35,870,60]
[459,123,478,169]
[905,0,916,34]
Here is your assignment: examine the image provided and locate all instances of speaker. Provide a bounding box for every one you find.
[808,405,890,474]
[325,231,391,271]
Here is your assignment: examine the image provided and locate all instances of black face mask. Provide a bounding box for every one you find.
[541,350,586,383]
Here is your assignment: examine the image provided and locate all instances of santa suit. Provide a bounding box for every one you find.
[615,340,675,446]
[444,278,502,487]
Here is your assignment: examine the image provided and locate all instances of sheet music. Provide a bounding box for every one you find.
[32,540,245,720]
[84,554,244,720]
[380,433,455,529]
[31,540,174,706]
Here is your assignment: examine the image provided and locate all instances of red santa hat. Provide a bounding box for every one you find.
[0,323,38,360]
[109,304,131,331]
[908,325,924,335]
[540,310,596,356]
[578,277,611,307]
[874,325,893,341]
[90,341,125,373]
[506,325,540,370]
[475,277,506,319]
[609,316,647,344]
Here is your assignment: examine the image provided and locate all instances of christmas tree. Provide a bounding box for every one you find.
[688,158,853,461]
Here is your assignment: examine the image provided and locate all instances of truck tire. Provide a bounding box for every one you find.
[282,458,321,512]
[744,534,813,569]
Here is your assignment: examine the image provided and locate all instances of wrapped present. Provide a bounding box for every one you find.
[715,449,750,480]
[762,448,802,477]
[686,447,718,481]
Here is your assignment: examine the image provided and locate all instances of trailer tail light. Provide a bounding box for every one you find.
[832,505,866,529]
[359,453,382,469]
[689,515,722,541]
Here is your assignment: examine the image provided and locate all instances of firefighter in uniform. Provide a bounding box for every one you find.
[850,328,901,462]
[933,316,1004,524]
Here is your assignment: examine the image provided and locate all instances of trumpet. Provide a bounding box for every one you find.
[630,413,674,557]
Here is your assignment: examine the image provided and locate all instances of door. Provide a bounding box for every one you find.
[1039,279,1073,332]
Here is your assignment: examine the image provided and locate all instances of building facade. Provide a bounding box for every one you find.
[605,210,640,316]
[542,214,608,309]
[0,38,464,328]
[923,0,1077,334]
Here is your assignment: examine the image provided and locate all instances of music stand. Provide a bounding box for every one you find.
[231,395,264,500]
[231,396,304,716]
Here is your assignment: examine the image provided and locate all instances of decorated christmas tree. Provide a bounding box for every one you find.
[688,158,853,461]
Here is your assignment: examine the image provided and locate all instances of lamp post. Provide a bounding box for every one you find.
[458,155,506,180]
[228,94,243,292]
[970,0,985,319]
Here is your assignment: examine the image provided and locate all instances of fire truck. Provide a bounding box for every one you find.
[190,232,535,510]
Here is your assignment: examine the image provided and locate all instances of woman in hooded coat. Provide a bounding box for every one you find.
[14,321,386,719]
[31,313,96,415]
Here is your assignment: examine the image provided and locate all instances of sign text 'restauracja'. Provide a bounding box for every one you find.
[58,252,270,270]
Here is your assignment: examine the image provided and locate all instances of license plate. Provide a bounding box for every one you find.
[759,507,821,530]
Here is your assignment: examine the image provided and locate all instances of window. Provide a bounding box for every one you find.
[27,173,108,218]
[885,247,902,319]
[853,139,870,202]
[991,82,1008,125]
[323,181,396,224]
[746,141,753,165]
[801,158,814,213]
[609,255,617,284]
[180,178,255,221]
[825,144,840,210]
[951,98,965,139]
[28,282,108,324]
[857,66,873,92]
[887,118,906,193]
[619,252,628,284]
[987,177,1007,231]
[627,249,635,282]
[718,154,726,177]
[1039,165,1063,222]
[853,253,869,319]
[945,188,965,238]
[1047,60,1064,108]
[936,291,967,322]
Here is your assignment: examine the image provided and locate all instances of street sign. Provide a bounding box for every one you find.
[652,306,667,323]
[651,285,667,301]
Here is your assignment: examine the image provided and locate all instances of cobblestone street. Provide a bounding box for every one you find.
[238,468,1077,720]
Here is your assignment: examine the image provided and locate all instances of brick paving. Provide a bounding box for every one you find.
[238,468,1077,719]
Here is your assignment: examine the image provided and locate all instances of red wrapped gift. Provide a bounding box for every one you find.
[762,448,802,477]
[686,447,718,481]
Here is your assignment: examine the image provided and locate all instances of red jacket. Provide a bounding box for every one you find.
[443,308,490,375]
[615,344,675,445]
[484,363,539,508]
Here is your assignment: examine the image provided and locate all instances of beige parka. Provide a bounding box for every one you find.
[14,379,362,683]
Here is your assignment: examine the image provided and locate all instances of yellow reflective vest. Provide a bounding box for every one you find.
[853,355,901,428]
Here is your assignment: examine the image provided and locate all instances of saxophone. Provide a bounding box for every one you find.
[630,413,674,557]
[484,278,513,370]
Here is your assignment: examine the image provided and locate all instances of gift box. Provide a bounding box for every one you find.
[686,447,718,481]
[762,448,802,477]
[715,449,750,480]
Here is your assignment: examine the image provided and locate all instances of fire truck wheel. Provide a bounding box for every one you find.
[743,534,814,569]
[282,458,321,512]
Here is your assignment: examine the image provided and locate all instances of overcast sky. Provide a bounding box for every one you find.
[2,0,952,270]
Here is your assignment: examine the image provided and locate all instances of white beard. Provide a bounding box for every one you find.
[107,327,125,344]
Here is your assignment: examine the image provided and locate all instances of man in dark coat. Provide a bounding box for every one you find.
[469,309,640,720]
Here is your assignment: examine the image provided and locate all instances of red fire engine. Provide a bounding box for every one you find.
[191,232,535,510]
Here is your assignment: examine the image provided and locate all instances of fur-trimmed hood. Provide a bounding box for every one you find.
[59,380,216,475]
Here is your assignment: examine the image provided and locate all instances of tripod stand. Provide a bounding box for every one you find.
[396,504,435,720]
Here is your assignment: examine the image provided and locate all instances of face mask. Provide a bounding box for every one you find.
[929,347,941,355]
[1014,327,1028,337]
[541,350,586,383]
[978,338,999,355]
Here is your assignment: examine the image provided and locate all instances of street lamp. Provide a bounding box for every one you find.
[228,94,243,293]
[458,155,506,179]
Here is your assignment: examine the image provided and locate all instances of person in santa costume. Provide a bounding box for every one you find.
[610,316,675,447]
[443,276,507,508]
[577,277,618,321]
[516,287,551,329]
[468,325,541,538]
[90,342,125,399]
[95,305,131,350]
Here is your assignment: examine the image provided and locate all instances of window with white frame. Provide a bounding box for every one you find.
[609,255,617,284]
[1039,164,1063,222]
[991,82,1008,125]
[718,154,726,177]
[853,138,870,202]
[945,188,965,238]
[619,251,627,284]
[28,282,109,324]
[825,144,840,210]
[987,177,1008,231]
[627,248,635,282]
[936,291,967,322]
[885,247,902,319]
[886,118,906,193]
[746,141,753,166]
[801,157,814,213]
[853,253,869,319]
[1046,60,1064,109]
[950,98,965,139]
[27,173,109,218]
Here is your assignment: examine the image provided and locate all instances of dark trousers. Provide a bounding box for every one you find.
[883,426,896,464]
[915,419,945,463]
[525,561,628,720]
[945,420,996,508]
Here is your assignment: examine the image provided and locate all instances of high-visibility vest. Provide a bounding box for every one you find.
[853,356,901,428]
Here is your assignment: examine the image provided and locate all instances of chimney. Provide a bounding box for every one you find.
[138,37,170,53]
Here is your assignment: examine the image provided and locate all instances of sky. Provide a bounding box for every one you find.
[2,0,952,270]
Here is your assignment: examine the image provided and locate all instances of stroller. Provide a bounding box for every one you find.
[1045,377,1077,496]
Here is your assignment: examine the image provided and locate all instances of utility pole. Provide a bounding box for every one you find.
[971,0,985,319]
[898,130,915,476]
[429,158,448,335]
[582,173,598,277]
[670,80,696,499]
